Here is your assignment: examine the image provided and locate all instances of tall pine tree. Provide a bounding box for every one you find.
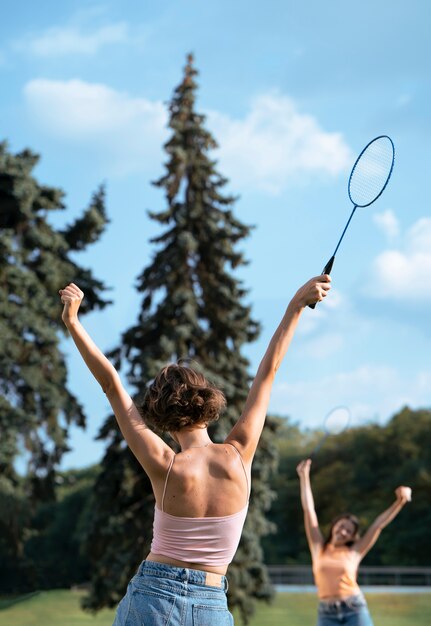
[0,142,109,588]
[83,55,278,622]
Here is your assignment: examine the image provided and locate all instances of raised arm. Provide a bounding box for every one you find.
[354,486,412,559]
[59,283,172,477]
[225,275,331,462]
[296,459,324,557]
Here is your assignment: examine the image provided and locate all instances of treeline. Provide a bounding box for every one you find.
[2,407,429,595]
[263,407,431,566]
[0,465,98,592]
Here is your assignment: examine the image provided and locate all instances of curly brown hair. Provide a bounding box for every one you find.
[138,364,226,432]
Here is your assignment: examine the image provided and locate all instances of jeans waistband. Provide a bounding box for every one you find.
[319,593,366,611]
[138,560,228,591]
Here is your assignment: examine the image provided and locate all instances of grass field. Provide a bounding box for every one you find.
[0,589,430,625]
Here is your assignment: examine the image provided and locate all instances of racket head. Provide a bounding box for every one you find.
[323,405,351,435]
[348,135,395,208]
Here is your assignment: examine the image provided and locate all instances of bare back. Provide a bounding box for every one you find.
[152,443,250,517]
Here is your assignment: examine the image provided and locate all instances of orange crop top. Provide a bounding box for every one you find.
[313,544,361,599]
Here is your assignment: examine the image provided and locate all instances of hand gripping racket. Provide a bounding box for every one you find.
[310,135,395,308]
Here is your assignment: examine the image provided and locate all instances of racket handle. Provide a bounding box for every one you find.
[308,256,335,310]
[322,256,335,275]
[309,432,329,458]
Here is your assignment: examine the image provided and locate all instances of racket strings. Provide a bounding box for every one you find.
[324,407,351,435]
[349,137,394,207]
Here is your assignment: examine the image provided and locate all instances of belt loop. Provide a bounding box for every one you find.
[224,576,229,593]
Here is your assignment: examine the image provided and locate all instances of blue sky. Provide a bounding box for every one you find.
[2,1,430,469]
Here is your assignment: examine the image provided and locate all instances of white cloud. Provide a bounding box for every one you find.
[373,209,400,240]
[15,22,129,57]
[207,93,352,194]
[24,80,351,186]
[368,217,431,301]
[270,365,431,428]
[24,78,168,177]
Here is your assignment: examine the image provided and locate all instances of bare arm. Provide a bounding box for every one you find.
[354,486,412,558]
[59,283,172,477]
[225,275,331,463]
[296,459,324,557]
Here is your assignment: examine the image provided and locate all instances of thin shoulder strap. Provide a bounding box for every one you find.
[161,455,175,512]
[226,442,250,502]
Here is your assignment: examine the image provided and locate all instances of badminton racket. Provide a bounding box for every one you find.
[309,406,351,457]
[310,135,395,308]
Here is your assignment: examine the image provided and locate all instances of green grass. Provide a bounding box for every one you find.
[243,593,431,626]
[0,590,114,626]
[0,589,429,625]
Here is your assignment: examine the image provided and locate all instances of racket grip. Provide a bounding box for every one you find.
[308,256,335,309]
[322,256,335,275]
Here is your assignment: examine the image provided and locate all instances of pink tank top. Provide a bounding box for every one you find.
[150,444,249,567]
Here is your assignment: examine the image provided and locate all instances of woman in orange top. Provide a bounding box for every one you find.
[296,459,411,626]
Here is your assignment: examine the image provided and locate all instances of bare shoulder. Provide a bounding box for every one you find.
[350,539,369,558]
[174,443,247,481]
[221,439,252,466]
[213,443,251,495]
[214,442,249,470]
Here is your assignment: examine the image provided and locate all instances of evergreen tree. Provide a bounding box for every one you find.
[0,142,109,587]
[83,55,278,622]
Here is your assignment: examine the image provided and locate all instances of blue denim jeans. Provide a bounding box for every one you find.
[112,561,233,626]
[317,594,374,626]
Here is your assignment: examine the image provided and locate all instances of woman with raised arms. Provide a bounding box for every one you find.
[297,458,412,626]
[59,274,331,626]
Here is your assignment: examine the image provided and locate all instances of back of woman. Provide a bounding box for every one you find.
[59,276,330,625]
[156,443,249,518]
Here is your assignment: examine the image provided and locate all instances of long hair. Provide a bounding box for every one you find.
[323,513,360,550]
